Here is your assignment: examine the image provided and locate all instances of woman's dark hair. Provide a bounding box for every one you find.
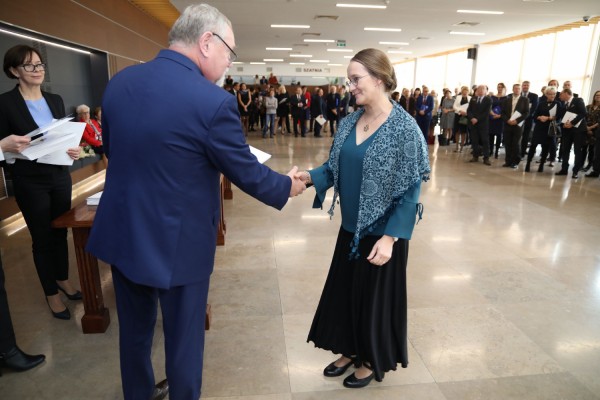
[3,45,43,80]
[351,48,397,92]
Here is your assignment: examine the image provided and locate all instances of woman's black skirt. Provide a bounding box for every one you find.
[307,227,409,382]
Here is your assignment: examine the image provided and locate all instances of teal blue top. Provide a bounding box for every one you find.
[310,125,421,240]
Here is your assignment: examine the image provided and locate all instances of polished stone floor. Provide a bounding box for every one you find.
[1,132,600,399]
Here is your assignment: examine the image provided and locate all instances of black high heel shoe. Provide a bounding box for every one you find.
[0,346,45,376]
[323,356,361,377]
[342,363,383,389]
[46,298,71,320]
[57,285,83,301]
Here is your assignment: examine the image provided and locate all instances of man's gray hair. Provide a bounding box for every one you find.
[168,3,232,47]
[76,104,90,114]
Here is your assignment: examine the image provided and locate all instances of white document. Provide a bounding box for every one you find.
[548,105,557,118]
[510,110,524,127]
[315,115,327,126]
[249,145,271,164]
[25,116,74,144]
[86,191,103,206]
[19,121,86,165]
[562,111,582,128]
[458,103,469,113]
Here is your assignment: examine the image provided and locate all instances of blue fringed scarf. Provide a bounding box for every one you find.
[327,101,431,258]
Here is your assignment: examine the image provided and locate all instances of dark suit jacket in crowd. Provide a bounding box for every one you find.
[559,97,587,133]
[467,95,492,128]
[501,95,530,126]
[290,93,304,118]
[399,95,408,111]
[522,92,539,122]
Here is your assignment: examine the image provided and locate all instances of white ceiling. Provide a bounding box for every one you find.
[171,0,600,66]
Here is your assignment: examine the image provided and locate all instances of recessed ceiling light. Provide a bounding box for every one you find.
[250,62,266,65]
[328,63,344,66]
[449,31,485,35]
[364,27,402,32]
[290,54,313,58]
[266,47,293,51]
[379,41,409,45]
[271,24,310,29]
[309,60,330,63]
[457,9,504,15]
[290,62,306,65]
[387,50,412,54]
[336,3,387,9]
[232,62,244,64]
[327,49,353,52]
[0,28,91,54]
[344,55,353,58]
[263,59,284,62]
[303,39,336,43]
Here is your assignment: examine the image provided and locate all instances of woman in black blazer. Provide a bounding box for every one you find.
[525,87,563,172]
[0,44,81,320]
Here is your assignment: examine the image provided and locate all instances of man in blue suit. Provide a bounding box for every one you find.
[86,4,306,400]
[415,86,434,143]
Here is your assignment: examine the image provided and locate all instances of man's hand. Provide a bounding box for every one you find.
[471,118,478,125]
[508,119,517,126]
[0,135,30,153]
[287,166,306,197]
[564,120,573,129]
[67,147,81,160]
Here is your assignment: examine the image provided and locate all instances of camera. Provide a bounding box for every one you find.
[583,16,590,22]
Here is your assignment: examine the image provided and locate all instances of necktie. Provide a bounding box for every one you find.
[477,97,481,104]
[566,101,570,109]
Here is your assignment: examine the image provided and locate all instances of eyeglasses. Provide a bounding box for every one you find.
[212,32,237,63]
[20,63,46,72]
[345,75,368,87]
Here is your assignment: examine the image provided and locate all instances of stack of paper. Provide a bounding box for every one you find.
[86,191,102,206]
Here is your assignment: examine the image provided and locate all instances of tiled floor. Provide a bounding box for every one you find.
[1,132,600,399]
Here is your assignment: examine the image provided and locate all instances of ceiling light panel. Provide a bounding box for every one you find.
[364,27,402,32]
[304,39,336,43]
[336,3,387,9]
[327,49,354,52]
[271,24,310,29]
[290,54,313,58]
[379,41,409,45]
[266,47,293,51]
[457,9,504,15]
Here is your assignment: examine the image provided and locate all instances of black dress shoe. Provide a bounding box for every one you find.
[586,170,600,177]
[555,170,568,176]
[57,286,83,301]
[0,346,45,375]
[572,172,579,179]
[323,357,358,377]
[502,163,510,167]
[342,370,384,389]
[483,158,491,166]
[152,379,169,400]
[46,299,71,320]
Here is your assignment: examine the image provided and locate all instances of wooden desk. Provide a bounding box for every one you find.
[52,202,109,334]
[52,177,227,333]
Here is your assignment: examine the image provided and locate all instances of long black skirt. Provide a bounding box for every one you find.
[307,227,409,382]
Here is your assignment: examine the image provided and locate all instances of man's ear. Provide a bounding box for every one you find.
[198,31,213,57]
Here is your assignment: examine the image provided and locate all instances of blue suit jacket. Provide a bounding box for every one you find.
[415,95,433,119]
[87,50,291,288]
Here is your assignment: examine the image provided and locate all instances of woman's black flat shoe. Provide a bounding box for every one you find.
[343,371,376,388]
[323,357,360,377]
[46,299,71,320]
[57,286,83,301]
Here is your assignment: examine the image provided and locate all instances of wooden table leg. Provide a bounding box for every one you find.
[223,177,233,200]
[71,227,110,334]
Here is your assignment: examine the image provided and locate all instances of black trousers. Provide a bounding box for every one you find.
[560,129,586,173]
[527,132,553,165]
[470,123,490,158]
[292,113,306,135]
[503,124,523,166]
[0,254,16,353]
[521,118,533,158]
[593,130,600,172]
[12,168,72,296]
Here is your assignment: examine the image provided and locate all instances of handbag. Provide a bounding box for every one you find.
[547,120,561,137]
[458,116,468,125]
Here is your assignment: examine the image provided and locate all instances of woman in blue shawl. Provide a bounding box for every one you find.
[299,49,430,389]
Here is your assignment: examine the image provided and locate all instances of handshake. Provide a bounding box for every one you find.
[287,166,311,197]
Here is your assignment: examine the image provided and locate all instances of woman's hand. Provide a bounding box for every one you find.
[67,147,81,160]
[367,235,395,266]
[0,134,30,153]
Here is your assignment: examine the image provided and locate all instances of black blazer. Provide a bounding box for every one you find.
[289,93,304,117]
[399,95,408,111]
[532,99,562,136]
[0,85,66,175]
[501,95,530,125]
[523,92,539,122]
[467,96,492,127]
[559,97,587,133]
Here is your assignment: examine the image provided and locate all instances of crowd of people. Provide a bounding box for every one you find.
[392,81,600,179]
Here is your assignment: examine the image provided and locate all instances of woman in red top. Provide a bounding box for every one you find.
[76,104,103,153]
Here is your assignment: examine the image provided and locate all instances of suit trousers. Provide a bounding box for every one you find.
[416,116,431,143]
[292,113,306,135]
[470,123,490,158]
[503,124,523,166]
[560,129,586,173]
[0,254,17,353]
[527,132,552,165]
[112,266,210,400]
[521,118,533,157]
[12,167,71,296]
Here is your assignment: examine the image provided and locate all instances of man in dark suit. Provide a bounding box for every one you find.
[520,80,539,158]
[467,85,493,165]
[0,135,46,376]
[399,88,409,111]
[555,88,587,178]
[86,5,306,400]
[501,83,530,168]
[290,86,306,136]
[325,85,340,135]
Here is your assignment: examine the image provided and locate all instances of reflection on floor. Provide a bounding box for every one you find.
[1,134,600,400]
